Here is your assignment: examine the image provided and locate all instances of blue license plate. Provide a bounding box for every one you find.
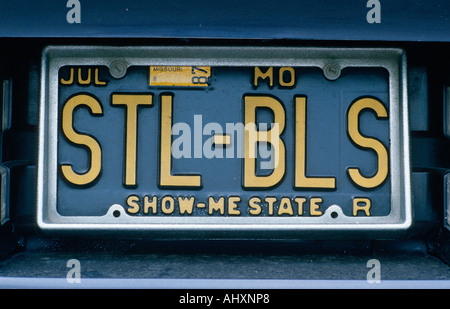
[37,46,412,239]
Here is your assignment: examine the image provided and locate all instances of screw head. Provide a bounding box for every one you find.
[109,60,127,79]
[323,63,341,81]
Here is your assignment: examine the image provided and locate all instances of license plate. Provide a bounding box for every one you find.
[38,46,412,238]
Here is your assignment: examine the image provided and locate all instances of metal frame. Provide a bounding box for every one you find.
[443,88,450,231]
[0,79,11,225]
[37,46,412,239]
[445,174,450,231]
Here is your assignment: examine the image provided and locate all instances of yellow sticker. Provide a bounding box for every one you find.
[149,66,211,87]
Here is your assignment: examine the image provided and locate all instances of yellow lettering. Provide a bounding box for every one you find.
[60,67,74,85]
[208,196,225,215]
[265,197,277,216]
[126,195,140,214]
[310,197,323,216]
[244,95,285,188]
[254,67,273,87]
[77,68,91,85]
[213,134,231,147]
[144,195,157,214]
[353,197,371,216]
[248,197,262,215]
[111,94,153,186]
[294,197,306,215]
[161,196,175,214]
[278,197,294,215]
[295,96,336,189]
[347,97,389,189]
[160,94,201,187]
[279,67,295,87]
[228,196,241,216]
[60,94,103,185]
[178,196,195,215]
[94,68,107,86]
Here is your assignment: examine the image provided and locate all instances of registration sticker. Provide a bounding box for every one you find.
[150,66,211,87]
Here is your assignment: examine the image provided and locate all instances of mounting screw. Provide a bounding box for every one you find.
[323,63,341,81]
[109,60,127,79]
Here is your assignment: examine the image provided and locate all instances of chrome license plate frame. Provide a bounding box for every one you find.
[37,46,412,239]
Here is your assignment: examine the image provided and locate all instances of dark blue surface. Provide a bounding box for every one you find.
[57,66,390,217]
[0,0,449,41]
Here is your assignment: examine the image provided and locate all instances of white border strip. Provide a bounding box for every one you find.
[0,277,449,289]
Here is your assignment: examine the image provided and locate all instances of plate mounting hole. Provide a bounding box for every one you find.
[113,210,121,218]
[323,63,341,81]
[109,60,127,79]
[330,211,338,219]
